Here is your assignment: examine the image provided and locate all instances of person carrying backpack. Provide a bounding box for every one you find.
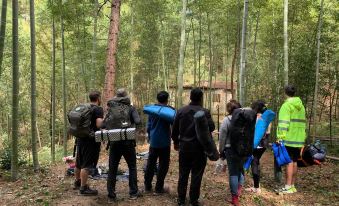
[105,88,142,202]
[144,91,172,195]
[276,85,306,194]
[245,100,271,194]
[171,88,215,206]
[219,100,243,206]
[70,91,104,196]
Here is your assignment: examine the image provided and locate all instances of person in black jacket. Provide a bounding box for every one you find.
[171,88,215,206]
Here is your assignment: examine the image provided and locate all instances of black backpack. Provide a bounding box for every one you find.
[68,103,95,138]
[229,108,257,157]
[104,100,132,130]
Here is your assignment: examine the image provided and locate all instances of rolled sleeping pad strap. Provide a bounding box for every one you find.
[194,110,219,161]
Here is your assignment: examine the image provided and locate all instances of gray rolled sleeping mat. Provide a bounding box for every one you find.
[194,110,219,161]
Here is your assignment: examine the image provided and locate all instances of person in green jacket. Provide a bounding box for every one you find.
[276,85,306,194]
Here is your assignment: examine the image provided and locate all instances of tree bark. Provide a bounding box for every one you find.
[207,13,213,111]
[30,0,40,171]
[239,0,249,106]
[51,14,56,163]
[90,0,99,90]
[176,0,187,108]
[11,0,19,181]
[191,17,197,87]
[129,4,134,102]
[198,4,202,87]
[312,0,324,142]
[61,14,67,157]
[103,0,121,105]
[283,0,289,86]
[0,0,7,78]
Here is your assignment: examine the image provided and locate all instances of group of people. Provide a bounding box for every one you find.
[72,85,306,206]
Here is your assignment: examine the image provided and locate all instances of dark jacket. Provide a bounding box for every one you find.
[171,102,215,149]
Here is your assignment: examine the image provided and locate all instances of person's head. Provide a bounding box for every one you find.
[116,88,128,98]
[284,85,296,97]
[251,100,267,114]
[190,88,203,105]
[157,91,169,105]
[89,91,101,106]
[226,99,241,115]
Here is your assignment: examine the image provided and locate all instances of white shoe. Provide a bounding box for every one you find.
[245,187,261,193]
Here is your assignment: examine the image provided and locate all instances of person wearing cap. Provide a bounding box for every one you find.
[171,88,215,206]
[105,88,142,202]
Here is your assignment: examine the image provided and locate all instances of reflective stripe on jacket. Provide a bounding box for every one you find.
[277,97,306,147]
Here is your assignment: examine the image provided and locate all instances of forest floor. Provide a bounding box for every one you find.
[0,144,338,206]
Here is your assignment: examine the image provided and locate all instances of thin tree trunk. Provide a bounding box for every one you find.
[51,15,56,163]
[30,0,39,171]
[312,0,325,142]
[161,21,167,91]
[103,0,121,105]
[191,17,197,87]
[239,0,249,106]
[90,0,99,90]
[252,10,260,61]
[283,0,288,86]
[11,0,19,181]
[230,38,238,100]
[207,13,213,111]
[61,15,67,157]
[129,4,134,101]
[0,0,7,78]
[177,0,187,108]
[198,5,202,87]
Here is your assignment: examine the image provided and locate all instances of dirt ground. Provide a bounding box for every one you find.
[0,144,338,206]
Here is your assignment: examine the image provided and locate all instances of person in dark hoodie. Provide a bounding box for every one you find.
[172,88,215,206]
[144,91,172,195]
[105,88,142,202]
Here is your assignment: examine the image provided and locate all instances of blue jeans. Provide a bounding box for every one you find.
[225,148,245,196]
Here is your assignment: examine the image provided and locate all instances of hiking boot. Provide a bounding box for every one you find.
[108,194,117,203]
[237,185,243,196]
[129,192,143,200]
[73,179,81,190]
[79,185,98,196]
[154,186,170,196]
[190,200,203,206]
[177,199,185,206]
[276,187,296,194]
[231,194,239,206]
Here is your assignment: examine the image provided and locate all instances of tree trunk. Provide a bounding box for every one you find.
[160,21,167,91]
[103,0,121,105]
[207,13,213,111]
[11,0,19,181]
[51,15,56,163]
[252,10,260,61]
[198,5,202,87]
[283,0,288,86]
[90,0,99,90]
[0,0,7,78]
[312,0,324,142]
[129,4,134,102]
[61,15,67,157]
[176,0,187,108]
[30,0,39,171]
[191,17,197,87]
[239,0,249,106]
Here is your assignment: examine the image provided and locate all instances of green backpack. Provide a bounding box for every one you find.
[104,100,132,130]
[68,103,94,138]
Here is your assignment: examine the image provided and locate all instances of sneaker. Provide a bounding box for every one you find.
[276,187,296,194]
[129,192,143,200]
[79,185,98,196]
[108,194,117,203]
[291,186,297,193]
[154,186,170,196]
[237,185,243,196]
[73,179,81,190]
[245,187,261,194]
[177,199,185,206]
[189,200,203,206]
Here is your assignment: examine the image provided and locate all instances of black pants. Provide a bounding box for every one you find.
[144,146,170,192]
[107,141,138,196]
[251,148,266,188]
[178,150,207,204]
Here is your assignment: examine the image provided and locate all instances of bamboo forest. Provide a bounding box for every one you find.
[0,0,338,205]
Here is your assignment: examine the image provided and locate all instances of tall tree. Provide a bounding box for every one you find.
[177,0,187,107]
[129,3,134,102]
[30,0,39,171]
[61,14,67,156]
[103,0,121,105]
[51,14,56,163]
[312,0,325,142]
[207,13,213,111]
[0,0,7,78]
[91,0,99,90]
[239,0,249,106]
[283,0,288,85]
[11,0,19,181]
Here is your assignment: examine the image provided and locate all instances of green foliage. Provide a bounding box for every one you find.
[0,138,27,170]
[38,145,65,165]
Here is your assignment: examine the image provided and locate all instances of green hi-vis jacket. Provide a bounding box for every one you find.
[277,97,306,148]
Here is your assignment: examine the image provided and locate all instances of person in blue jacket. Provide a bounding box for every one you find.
[144,91,173,195]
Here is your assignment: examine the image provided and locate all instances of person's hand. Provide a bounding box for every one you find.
[174,144,179,151]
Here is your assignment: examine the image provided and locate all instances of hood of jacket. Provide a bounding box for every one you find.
[285,97,303,111]
[111,96,131,105]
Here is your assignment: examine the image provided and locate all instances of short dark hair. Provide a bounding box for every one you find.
[157,91,169,103]
[190,88,203,103]
[284,85,296,97]
[251,100,267,114]
[226,99,241,115]
[89,91,101,102]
